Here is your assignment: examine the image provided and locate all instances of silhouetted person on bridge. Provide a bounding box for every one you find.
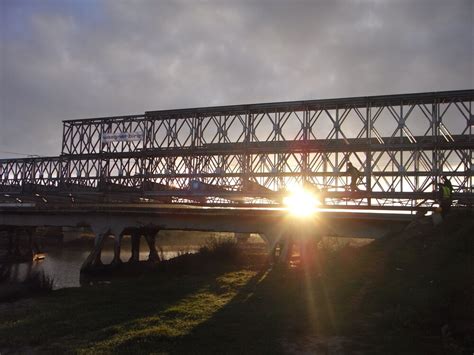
[439,176,453,218]
[346,162,360,192]
[442,175,453,193]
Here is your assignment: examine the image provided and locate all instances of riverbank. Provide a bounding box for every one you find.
[0,242,205,291]
[0,212,472,353]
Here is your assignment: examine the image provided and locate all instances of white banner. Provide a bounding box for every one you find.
[101,131,143,143]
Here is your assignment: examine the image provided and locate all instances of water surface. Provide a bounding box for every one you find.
[2,246,196,290]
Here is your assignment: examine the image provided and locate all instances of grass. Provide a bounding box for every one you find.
[0,265,268,353]
[0,212,473,353]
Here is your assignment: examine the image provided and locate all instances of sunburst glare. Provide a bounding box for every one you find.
[283,185,319,217]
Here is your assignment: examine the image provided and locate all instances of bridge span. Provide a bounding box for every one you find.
[0,203,412,270]
[0,90,473,269]
[1,89,473,209]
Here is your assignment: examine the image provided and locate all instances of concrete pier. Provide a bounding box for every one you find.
[1,206,412,271]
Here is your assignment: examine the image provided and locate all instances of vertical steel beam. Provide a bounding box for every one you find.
[366,101,372,206]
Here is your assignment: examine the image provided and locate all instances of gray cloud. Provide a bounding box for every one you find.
[0,0,472,157]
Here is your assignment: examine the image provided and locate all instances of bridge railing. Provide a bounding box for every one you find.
[1,145,472,202]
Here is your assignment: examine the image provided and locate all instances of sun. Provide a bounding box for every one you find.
[283,185,319,217]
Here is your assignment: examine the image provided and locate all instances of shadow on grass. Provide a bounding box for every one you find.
[113,263,341,354]
[112,211,474,354]
[0,255,256,352]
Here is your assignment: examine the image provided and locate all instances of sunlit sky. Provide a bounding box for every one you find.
[0,0,473,158]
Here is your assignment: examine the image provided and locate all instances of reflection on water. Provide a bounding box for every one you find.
[1,246,197,290]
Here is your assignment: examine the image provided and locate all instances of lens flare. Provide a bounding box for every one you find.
[283,186,319,217]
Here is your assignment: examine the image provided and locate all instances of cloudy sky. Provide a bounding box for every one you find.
[0,0,472,158]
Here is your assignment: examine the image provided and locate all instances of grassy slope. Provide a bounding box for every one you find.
[358,211,474,353]
[0,212,473,354]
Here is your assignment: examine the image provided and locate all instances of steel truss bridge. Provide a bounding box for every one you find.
[1,90,473,211]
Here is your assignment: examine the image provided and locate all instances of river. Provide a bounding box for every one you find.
[1,245,198,290]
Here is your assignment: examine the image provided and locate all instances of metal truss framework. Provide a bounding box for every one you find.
[1,90,473,210]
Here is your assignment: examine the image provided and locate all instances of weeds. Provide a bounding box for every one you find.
[23,271,54,293]
[0,270,54,302]
[198,237,240,260]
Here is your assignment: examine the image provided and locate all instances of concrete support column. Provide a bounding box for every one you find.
[279,236,294,264]
[259,227,285,263]
[81,232,106,272]
[112,234,123,265]
[93,235,104,266]
[144,233,160,262]
[129,231,141,263]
